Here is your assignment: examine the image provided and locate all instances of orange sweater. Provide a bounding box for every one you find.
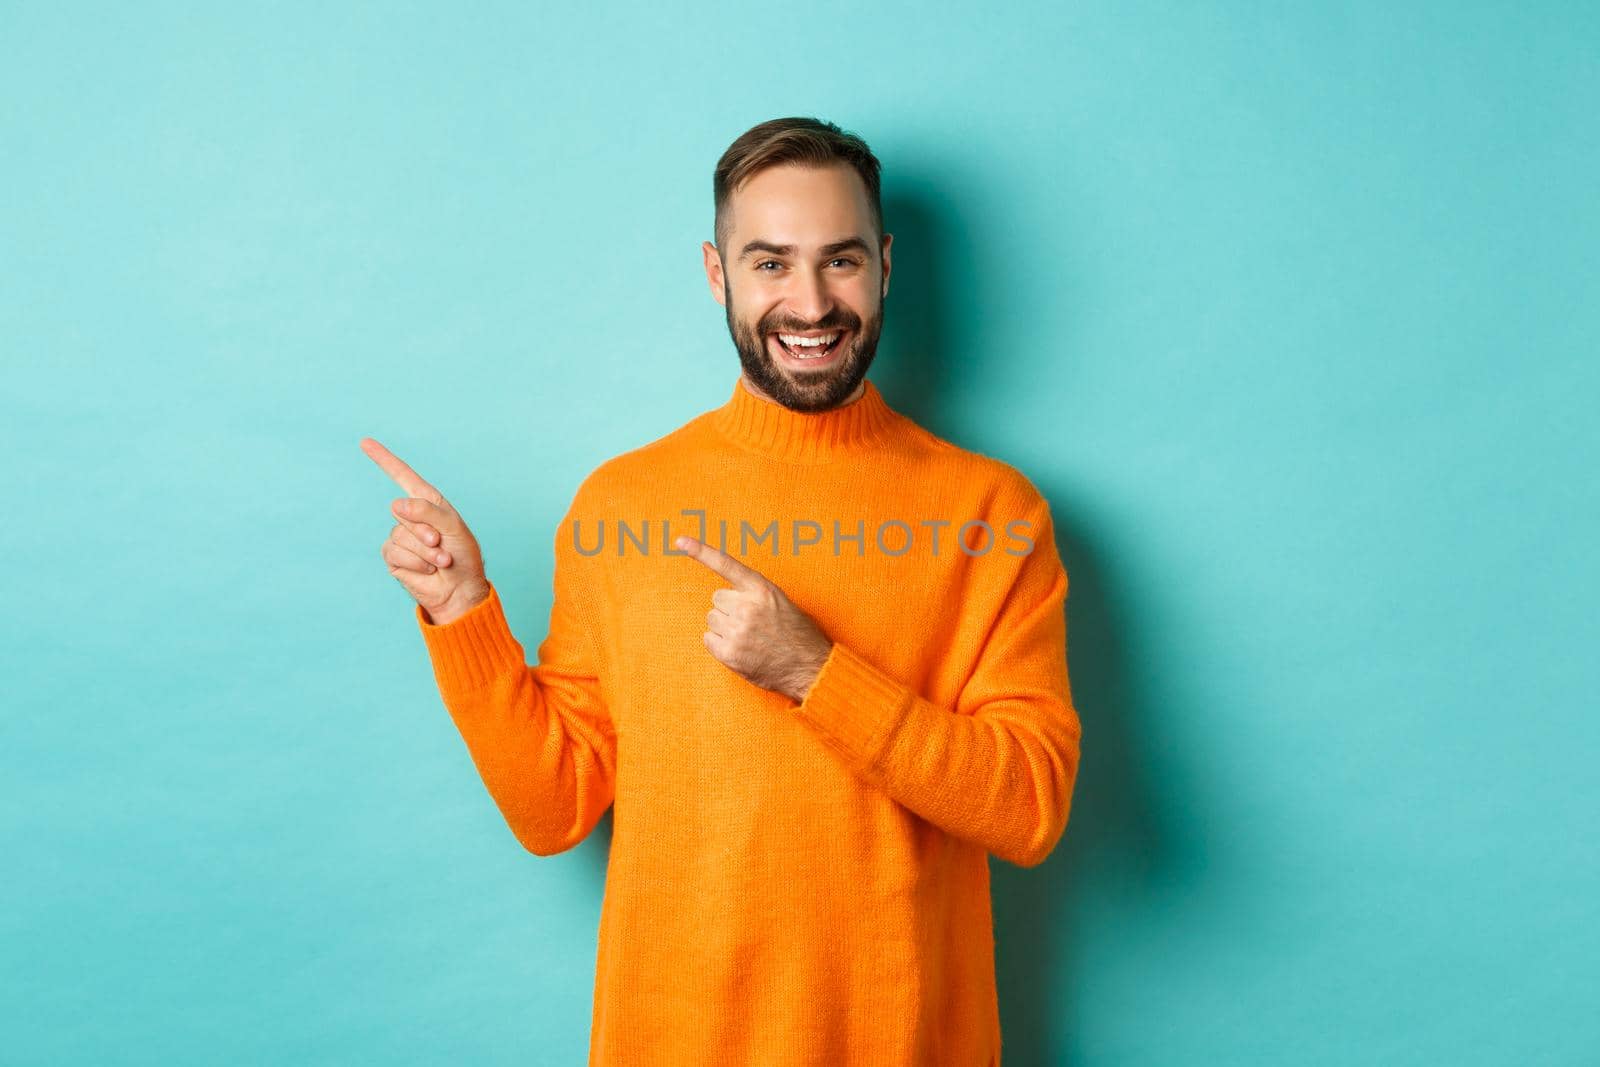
[415,377,1082,1065]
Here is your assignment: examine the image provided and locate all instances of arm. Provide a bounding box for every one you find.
[415,514,616,857]
[790,493,1081,868]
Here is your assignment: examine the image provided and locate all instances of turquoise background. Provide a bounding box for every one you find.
[4,2,1595,1063]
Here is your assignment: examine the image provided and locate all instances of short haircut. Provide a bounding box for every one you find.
[712,116,884,256]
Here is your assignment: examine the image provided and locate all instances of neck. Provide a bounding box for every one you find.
[712,373,896,463]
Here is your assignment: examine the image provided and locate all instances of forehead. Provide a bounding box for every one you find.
[726,162,872,243]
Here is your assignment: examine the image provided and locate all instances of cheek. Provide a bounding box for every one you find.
[840,276,880,306]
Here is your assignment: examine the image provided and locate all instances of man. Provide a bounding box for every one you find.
[362,116,1082,1066]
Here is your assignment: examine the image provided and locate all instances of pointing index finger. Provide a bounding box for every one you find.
[360,437,442,502]
[675,535,766,592]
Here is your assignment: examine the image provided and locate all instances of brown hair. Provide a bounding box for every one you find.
[713,116,884,257]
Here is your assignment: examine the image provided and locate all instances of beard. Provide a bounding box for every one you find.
[722,278,884,413]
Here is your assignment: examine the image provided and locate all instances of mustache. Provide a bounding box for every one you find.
[761,318,857,334]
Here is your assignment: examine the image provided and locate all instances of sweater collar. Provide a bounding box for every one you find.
[710,376,898,463]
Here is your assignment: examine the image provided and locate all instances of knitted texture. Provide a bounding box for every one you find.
[415,377,1082,1065]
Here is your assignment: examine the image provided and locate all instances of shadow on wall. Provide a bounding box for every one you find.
[990,497,1166,1066]
[868,189,959,426]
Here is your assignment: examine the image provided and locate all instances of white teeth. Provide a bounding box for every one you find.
[777,331,840,348]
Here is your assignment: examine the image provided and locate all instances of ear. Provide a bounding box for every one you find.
[702,241,727,307]
[880,232,893,299]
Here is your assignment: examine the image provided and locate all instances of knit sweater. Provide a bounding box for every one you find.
[414,376,1082,1066]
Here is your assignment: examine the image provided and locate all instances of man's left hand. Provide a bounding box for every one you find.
[675,535,834,703]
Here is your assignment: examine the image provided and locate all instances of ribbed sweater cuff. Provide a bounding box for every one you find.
[414,582,526,693]
[792,640,914,770]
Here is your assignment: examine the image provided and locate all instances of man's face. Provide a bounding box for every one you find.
[703,162,892,413]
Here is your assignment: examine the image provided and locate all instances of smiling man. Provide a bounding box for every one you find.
[708,157,885,414]
[371,116,1082,1066]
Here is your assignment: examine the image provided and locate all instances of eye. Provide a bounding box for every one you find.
[755,257,858,272]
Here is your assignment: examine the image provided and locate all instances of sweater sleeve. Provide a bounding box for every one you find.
[414,512,616,857]
[789,490,1081,868]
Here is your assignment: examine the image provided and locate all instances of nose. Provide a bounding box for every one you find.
[787,265,834,326]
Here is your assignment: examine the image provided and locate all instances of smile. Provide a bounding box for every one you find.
[770,330,847,363]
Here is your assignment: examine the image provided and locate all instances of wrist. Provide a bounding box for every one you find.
[788,642,834,703]
[424,580,491,626]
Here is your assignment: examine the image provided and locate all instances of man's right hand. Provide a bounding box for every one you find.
[361,437,491,626]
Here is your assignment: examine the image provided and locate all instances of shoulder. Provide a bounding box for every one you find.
[906,421,1050,515]
[562,412,709,513]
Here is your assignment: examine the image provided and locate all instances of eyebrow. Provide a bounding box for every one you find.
[737,236,873,262]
